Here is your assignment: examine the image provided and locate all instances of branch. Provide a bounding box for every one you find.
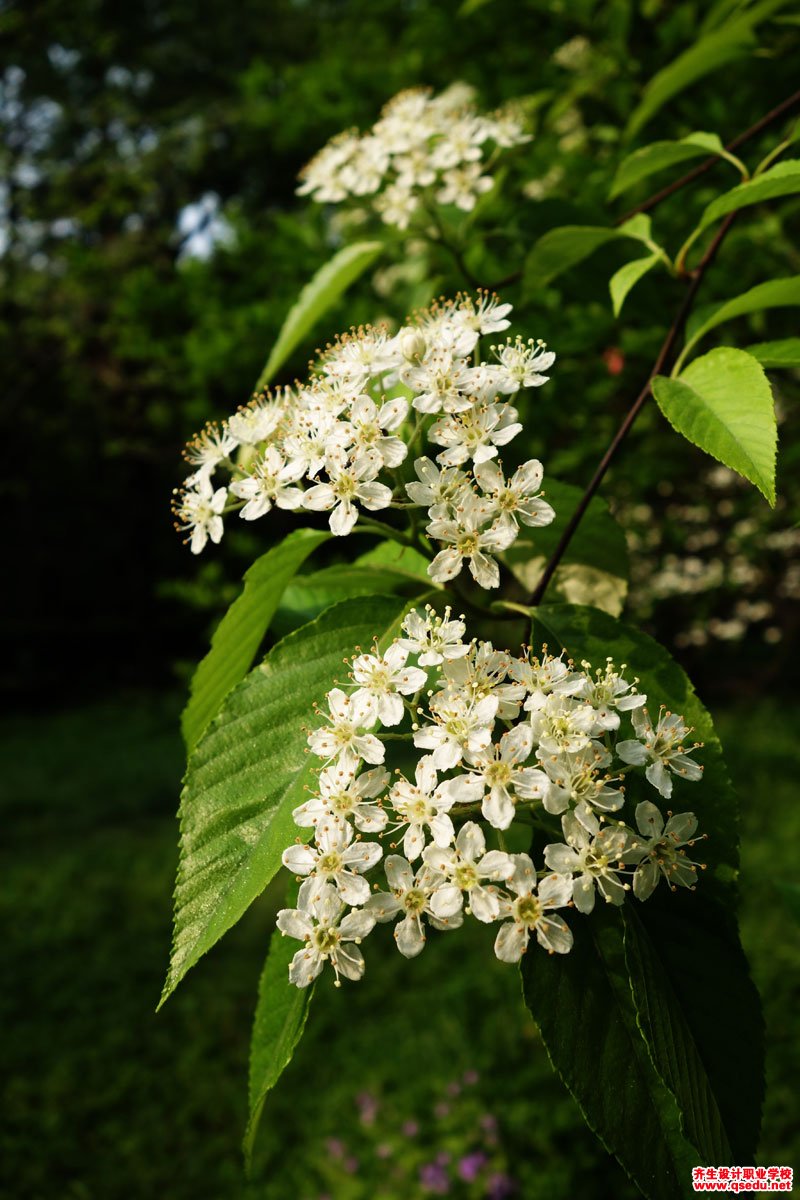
[615,87,800,225]
[481,87,800,292]
[527,210,737,608]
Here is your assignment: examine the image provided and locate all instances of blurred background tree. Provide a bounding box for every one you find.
[2,1,799,1196]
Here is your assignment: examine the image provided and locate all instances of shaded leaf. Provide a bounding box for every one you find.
[504,478,629,615]
[182,529,329,752]
[610,251,661,317]
[745,337,800,368]
[524,215,653,291]
[652,348,777,504]
[626,1,791,139]
[521,904,697,1200]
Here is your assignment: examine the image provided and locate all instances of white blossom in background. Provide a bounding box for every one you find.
[276,607,706,988]
[296,84,531,229]
[173,293,557,591]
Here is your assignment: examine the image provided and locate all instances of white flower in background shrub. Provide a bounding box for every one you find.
[296,84,530,228]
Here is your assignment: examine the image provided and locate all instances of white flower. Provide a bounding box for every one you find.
[229,446,305,520]
[183,423,236,478]
[577,660,646,731]
[374,180,419,230]
[405,457,471,519]
[303,449,393,536]
[507,651,584,698]
[292,757,389,834]
[323,329,398,392]
[307,688,384,765]
[414,691,498,771]
[429,403,522,467]
[422,822,514,922]
[364,855,462,958]
[350,642,427,727]
[436,162,494,211]
[473,459,555,535]
[439,642,525,719]
[403,348,477,415]
[544,812,628,912]
[538,745,624,820]
[282,821,383,905]
[624,801,702,900]
[462,292,513,337]
[429,116,487,169]
[227,398,283,445]
[387,757,460,861]
[493,854,573,961]
[464,724,550,830]
[347,394,409,467]
[399,605,469,667]
[616,707,703,798]
[282,409,351,479]
[491,337,556,392]
[277,879,376,987]
[428,495,516,590]
[176,476,227,555]
[526,691,600,755]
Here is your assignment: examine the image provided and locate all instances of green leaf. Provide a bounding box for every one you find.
[696,159,800,236]
[626,2,791,139]
[161,593,422,1004]
[745,337,800,368]
[530,604,763,1168]
[684,276,800,358]
[182,529,329,752]
[245,922,313,1165]
[610,133,729,200]
[503,478,629,616]
[458,0,494,13]
[273,554,432,638]
[256,240,383,387]
[652,348,777,504]
[623,903,732,1166]
[521,905,697,1200]
[355,540,432,580]
[524,216,653,291]
[609,251,661,317]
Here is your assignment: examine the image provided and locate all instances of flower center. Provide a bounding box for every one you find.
[404,887,427,915]
[515,895,541,926]
[456,532,479,557]
[318,851,343,874]
[454,863,478,890]
[334,474,358,500]
[484,760,513,787]
[313,926,341,955]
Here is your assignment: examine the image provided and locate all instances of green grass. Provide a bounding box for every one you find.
[1,693,797,1198]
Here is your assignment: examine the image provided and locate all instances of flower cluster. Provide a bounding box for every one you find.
[173,294,556,589]
[277,606,706,987]
[296,83,530,229]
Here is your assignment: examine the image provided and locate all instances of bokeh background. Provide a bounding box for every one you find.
[3,1,799,1196]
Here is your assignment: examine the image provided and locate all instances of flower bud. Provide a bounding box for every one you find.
[399,328,427,361]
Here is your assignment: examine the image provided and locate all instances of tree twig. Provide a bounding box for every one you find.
[527,210,737,607]
[482,87,800,292]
